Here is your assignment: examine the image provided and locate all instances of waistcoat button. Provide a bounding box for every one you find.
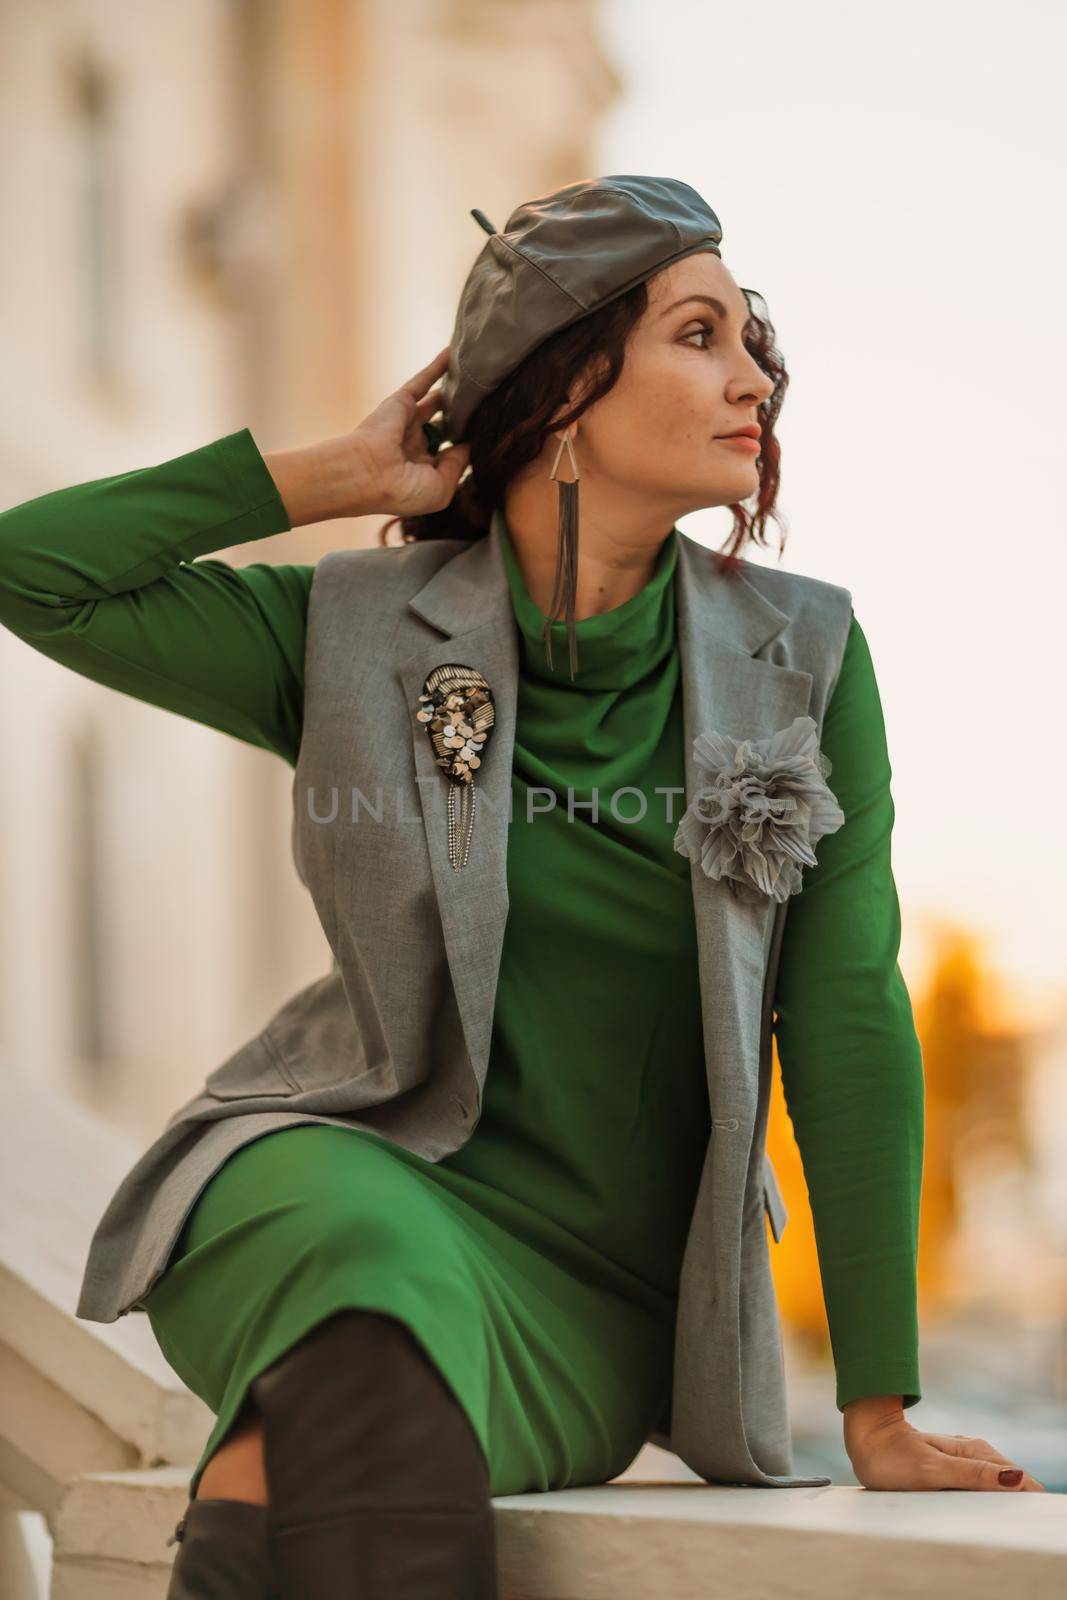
[449,1092,471,1120]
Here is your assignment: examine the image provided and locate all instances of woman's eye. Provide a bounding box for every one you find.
[682,322,715,349]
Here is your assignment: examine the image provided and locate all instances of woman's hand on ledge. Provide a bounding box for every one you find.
[264,346,471,528]
[843,1397,1047,1491]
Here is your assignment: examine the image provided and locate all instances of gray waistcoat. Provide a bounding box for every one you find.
[75,512,853,1489]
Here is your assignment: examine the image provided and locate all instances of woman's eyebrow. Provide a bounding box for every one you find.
[660,293,756,332]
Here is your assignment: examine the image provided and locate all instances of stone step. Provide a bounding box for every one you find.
[43,1459,1067,1600]
[0,1071,213,1476]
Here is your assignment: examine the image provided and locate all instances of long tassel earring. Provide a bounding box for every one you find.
[545,426,581,680]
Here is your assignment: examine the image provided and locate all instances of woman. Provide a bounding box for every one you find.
[0,175,1044,1599]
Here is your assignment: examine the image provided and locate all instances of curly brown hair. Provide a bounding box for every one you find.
[379,279,789,575]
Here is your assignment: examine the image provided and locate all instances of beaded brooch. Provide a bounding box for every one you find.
[415,664,496,869]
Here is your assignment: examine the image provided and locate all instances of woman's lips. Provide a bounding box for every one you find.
[715,435,761,452]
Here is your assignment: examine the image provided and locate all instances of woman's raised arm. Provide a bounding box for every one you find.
[0,347,472,769]
[0,427,311,766]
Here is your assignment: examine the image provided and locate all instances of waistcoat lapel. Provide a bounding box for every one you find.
[673,532,813,1133]
[395,521,518,1101]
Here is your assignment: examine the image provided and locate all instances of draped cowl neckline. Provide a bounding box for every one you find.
[493,504,680,692]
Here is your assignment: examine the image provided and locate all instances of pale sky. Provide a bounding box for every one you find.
[599,0,1066,1014]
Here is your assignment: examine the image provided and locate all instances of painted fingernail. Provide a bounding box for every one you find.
[998,1468,1023,1486]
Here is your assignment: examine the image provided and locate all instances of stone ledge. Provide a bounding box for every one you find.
[491,1479,1067,1600]
[49,1467,1067,1600]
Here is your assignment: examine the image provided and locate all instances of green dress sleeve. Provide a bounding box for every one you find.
[772,612,925,1412]
[0,428,310,768]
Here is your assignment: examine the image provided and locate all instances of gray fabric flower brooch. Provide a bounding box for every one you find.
[674,715,845,903]
[415,663,496,870]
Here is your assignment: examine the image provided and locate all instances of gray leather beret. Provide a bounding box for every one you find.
[437,174,723,445]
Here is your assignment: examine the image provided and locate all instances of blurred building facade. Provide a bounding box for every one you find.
[0,0,622,1138]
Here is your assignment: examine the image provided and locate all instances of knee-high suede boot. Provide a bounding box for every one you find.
[249,1307,500,1599]
[165,1497,281,1599]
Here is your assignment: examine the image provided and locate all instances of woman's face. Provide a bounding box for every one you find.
[561,252,776,523]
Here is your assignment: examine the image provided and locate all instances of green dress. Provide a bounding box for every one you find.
[0,429,924,1500]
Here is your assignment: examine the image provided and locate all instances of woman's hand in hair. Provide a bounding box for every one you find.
[263,347,471,527]
[345,345,472,518]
